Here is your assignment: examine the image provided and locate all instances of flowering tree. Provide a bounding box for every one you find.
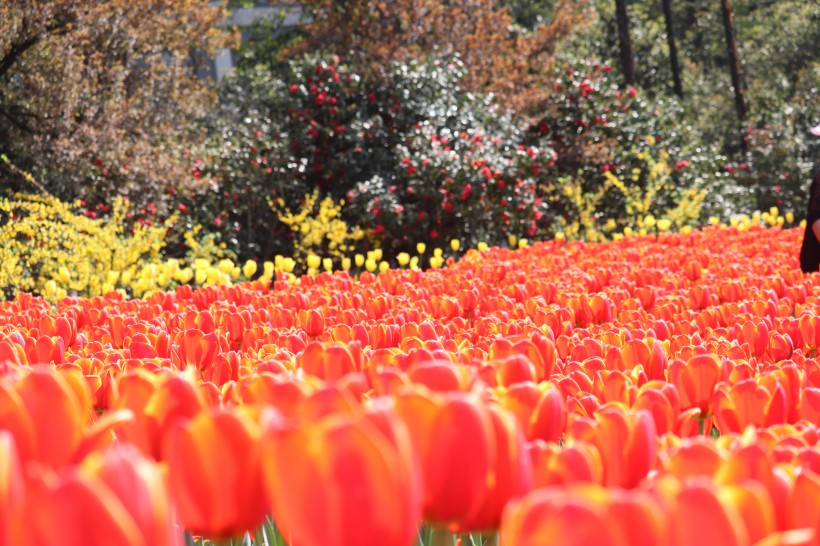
[287,0,587,119]
[0,0,234,207]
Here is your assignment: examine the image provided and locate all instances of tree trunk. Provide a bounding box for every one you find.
[661,0,683,97]
[614,0,636,86]
[720,0,747,126]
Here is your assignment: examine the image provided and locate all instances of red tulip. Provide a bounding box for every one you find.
[0,432,24,546]
[713,378,787,434]
[394,389,494,526]
[457,402,533,531]
[262,402,422,546]
[27,443,181,546]
[500,484,662,546]
[568,406,656,488]
[669,353,723,417]
[298,308,326,338]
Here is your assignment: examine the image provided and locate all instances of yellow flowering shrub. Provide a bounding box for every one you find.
[0,192,173,300]
[271,190,364,272]
[546,142,708,241]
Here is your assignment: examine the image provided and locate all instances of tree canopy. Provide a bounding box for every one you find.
[284,0,588,120]
[0,0,234,202]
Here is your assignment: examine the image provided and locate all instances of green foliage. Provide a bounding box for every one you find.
[535,56,729,233]
[574,0,819,216]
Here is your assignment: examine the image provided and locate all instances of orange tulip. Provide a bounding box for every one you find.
[789,469,820,536]
[799,388,820,424]
[500,486,627,546]
[717,482,777,545]
[298,308,326,338]
[406,360,467,392]
[115,370,206,459]
[172,328,224,371]
[298,341,359,382]
[0,367,91,468]
[262,403,422,546]
[163,408,267,539]
[633,380,701,436]
[659,438,724,480]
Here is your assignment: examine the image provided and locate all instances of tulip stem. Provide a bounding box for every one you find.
[430,529,455,546]
[483,534,499,546]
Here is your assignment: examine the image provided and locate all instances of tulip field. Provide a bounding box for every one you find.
[5,224,820,546]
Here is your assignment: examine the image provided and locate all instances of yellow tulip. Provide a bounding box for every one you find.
[365,259,377,272]
[306,254,321,269]
[355,254,365,267]
[397,252,410,267]
[341,257,351,271]
[322,258,333,272]
[243,260,258,278]
[450,239,460,252]
[477,242,488,252]
[57,266,71,284]
[416,242,426,254]
[263,261,275,278]
[379,261,390,273]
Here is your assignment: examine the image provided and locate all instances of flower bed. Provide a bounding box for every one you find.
[1,224,819,545]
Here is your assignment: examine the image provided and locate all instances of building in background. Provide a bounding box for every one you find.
[206,1,302,81]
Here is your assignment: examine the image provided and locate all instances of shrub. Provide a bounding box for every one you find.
[345,120,553,253]
[0,193,173,300]
[272,189,365,272]
[185,54,554,262]
[534,57,729,233]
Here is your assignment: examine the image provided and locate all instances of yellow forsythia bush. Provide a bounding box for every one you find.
[0,192,173,300]
[271,190,365,272]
